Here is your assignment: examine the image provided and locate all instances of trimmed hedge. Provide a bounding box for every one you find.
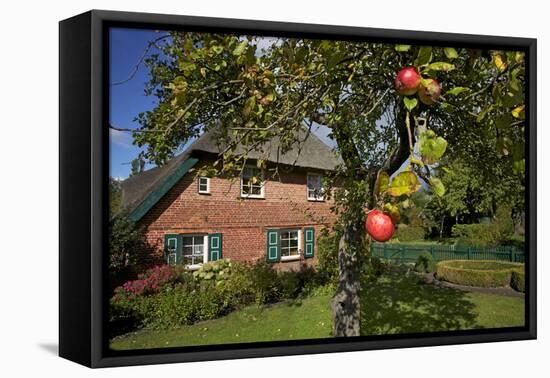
[395,224,425,242]
[436,260,524,288]
[510,270,525,293]
[414,252,436,273]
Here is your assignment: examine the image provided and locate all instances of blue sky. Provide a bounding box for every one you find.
[109,28,335,180]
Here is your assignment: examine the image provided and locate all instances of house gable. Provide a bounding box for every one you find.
[128,157,199,222]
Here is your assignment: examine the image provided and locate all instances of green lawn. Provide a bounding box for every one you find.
[110,271,524,350]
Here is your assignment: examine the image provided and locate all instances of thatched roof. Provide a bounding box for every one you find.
[120,127,341,218]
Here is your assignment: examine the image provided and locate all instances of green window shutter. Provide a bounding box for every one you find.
[266,229,280,263]
[304,227,315,259]
[208,233,223,261]
[164,234,182,265]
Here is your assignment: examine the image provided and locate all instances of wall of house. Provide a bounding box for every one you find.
[137,160,338,271]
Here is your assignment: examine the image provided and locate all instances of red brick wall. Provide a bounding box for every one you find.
[137,160,338,270]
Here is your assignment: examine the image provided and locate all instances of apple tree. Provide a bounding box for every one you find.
[117,33,525,336]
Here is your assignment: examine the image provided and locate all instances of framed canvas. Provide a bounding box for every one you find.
[59,10,536,368]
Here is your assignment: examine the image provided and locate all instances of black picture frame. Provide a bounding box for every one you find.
[59,9,537,368]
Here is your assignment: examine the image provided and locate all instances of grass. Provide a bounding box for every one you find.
[111,294,332,350]
[110,270,524,350]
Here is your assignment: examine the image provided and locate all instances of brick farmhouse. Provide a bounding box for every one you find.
[120,127,341,271]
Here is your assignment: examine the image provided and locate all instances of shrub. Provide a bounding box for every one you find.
[452,206,515,247]
[192,259,233,284]
[109,214,148,286]
[247,261,281,304]
[114,264,192,299]
[136,284,230,329]
[414,252,436,273]
[395,224,425,242]
[436,260,524,288]
[510,270,525,292]
[110,259,328,331]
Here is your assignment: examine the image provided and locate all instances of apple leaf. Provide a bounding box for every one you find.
[403,97,418,112]
[410,155,425,168]
[443,47,459,59]
[427,62,456,72]
[374,171,390,196]
[429,177,445,197]
[418,130,447,165]
[395,44,411,52]
[415,46,433,66]
[232,40,248,56]
[384,203,401,223]
[446,87,470,96]
[494,53,507,72]
[512,105,525,119]
[387,171,421,197]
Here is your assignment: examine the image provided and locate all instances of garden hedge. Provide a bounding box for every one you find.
[436,260,524,288]
[510,270,525,292]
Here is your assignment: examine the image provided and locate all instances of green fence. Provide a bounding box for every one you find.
[372,243,525,264]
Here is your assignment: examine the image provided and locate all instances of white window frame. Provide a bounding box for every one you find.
[307,172,324,201]
[240,166,265,199]
[280,229,302,261]
[181,234,209,270]
[198,176,210,194]
[167,237,178,266]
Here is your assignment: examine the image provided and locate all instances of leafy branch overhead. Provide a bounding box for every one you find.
[123,32,526,336]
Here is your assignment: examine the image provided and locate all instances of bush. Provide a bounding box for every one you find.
[110,259,328,331]
[414,252,436,273]
[109,214,148,284]
[395,224,425,242]
[510,270,525,292]
[436,260,524,288]
[452,206,515,247]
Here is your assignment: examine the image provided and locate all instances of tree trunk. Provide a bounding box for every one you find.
[331,220,364,337]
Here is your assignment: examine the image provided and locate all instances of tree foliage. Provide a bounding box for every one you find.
[120,32,526,336]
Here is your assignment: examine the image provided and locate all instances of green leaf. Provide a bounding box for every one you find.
[512,105,525,119]
[443,47,459,59]
[495,114,512,130]
[429,177,445,197]
[446,87,470,96]
[211,45,224,54]
[427,62,455,72]
[243,95,256,117]
[418,130,448,165]
[383,203,401,223]
[232,40,248,56]
[395,44,411,52]
[387,172,421,197]
[410,155,425,168]
[179,60,196,74]
[374,171,390,196]
[403,97,418,112]
[415,46,433,66]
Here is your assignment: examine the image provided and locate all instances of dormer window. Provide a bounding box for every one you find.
[241,166,265,198]
[198,177,210,194]
[307,173,324,201]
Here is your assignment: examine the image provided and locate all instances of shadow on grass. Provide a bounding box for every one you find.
[361,268,479,335]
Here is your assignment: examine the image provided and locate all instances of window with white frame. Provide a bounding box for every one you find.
[166,237,178,266]
[307,173,324,201]
[241,166,264,198]
[198,177,210,194]
[280,229,300,258]
[182,235,206,266]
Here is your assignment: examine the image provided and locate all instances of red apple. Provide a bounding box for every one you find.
[395,67,421,96]
[366,210,395,242]
[418,78,441,105]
